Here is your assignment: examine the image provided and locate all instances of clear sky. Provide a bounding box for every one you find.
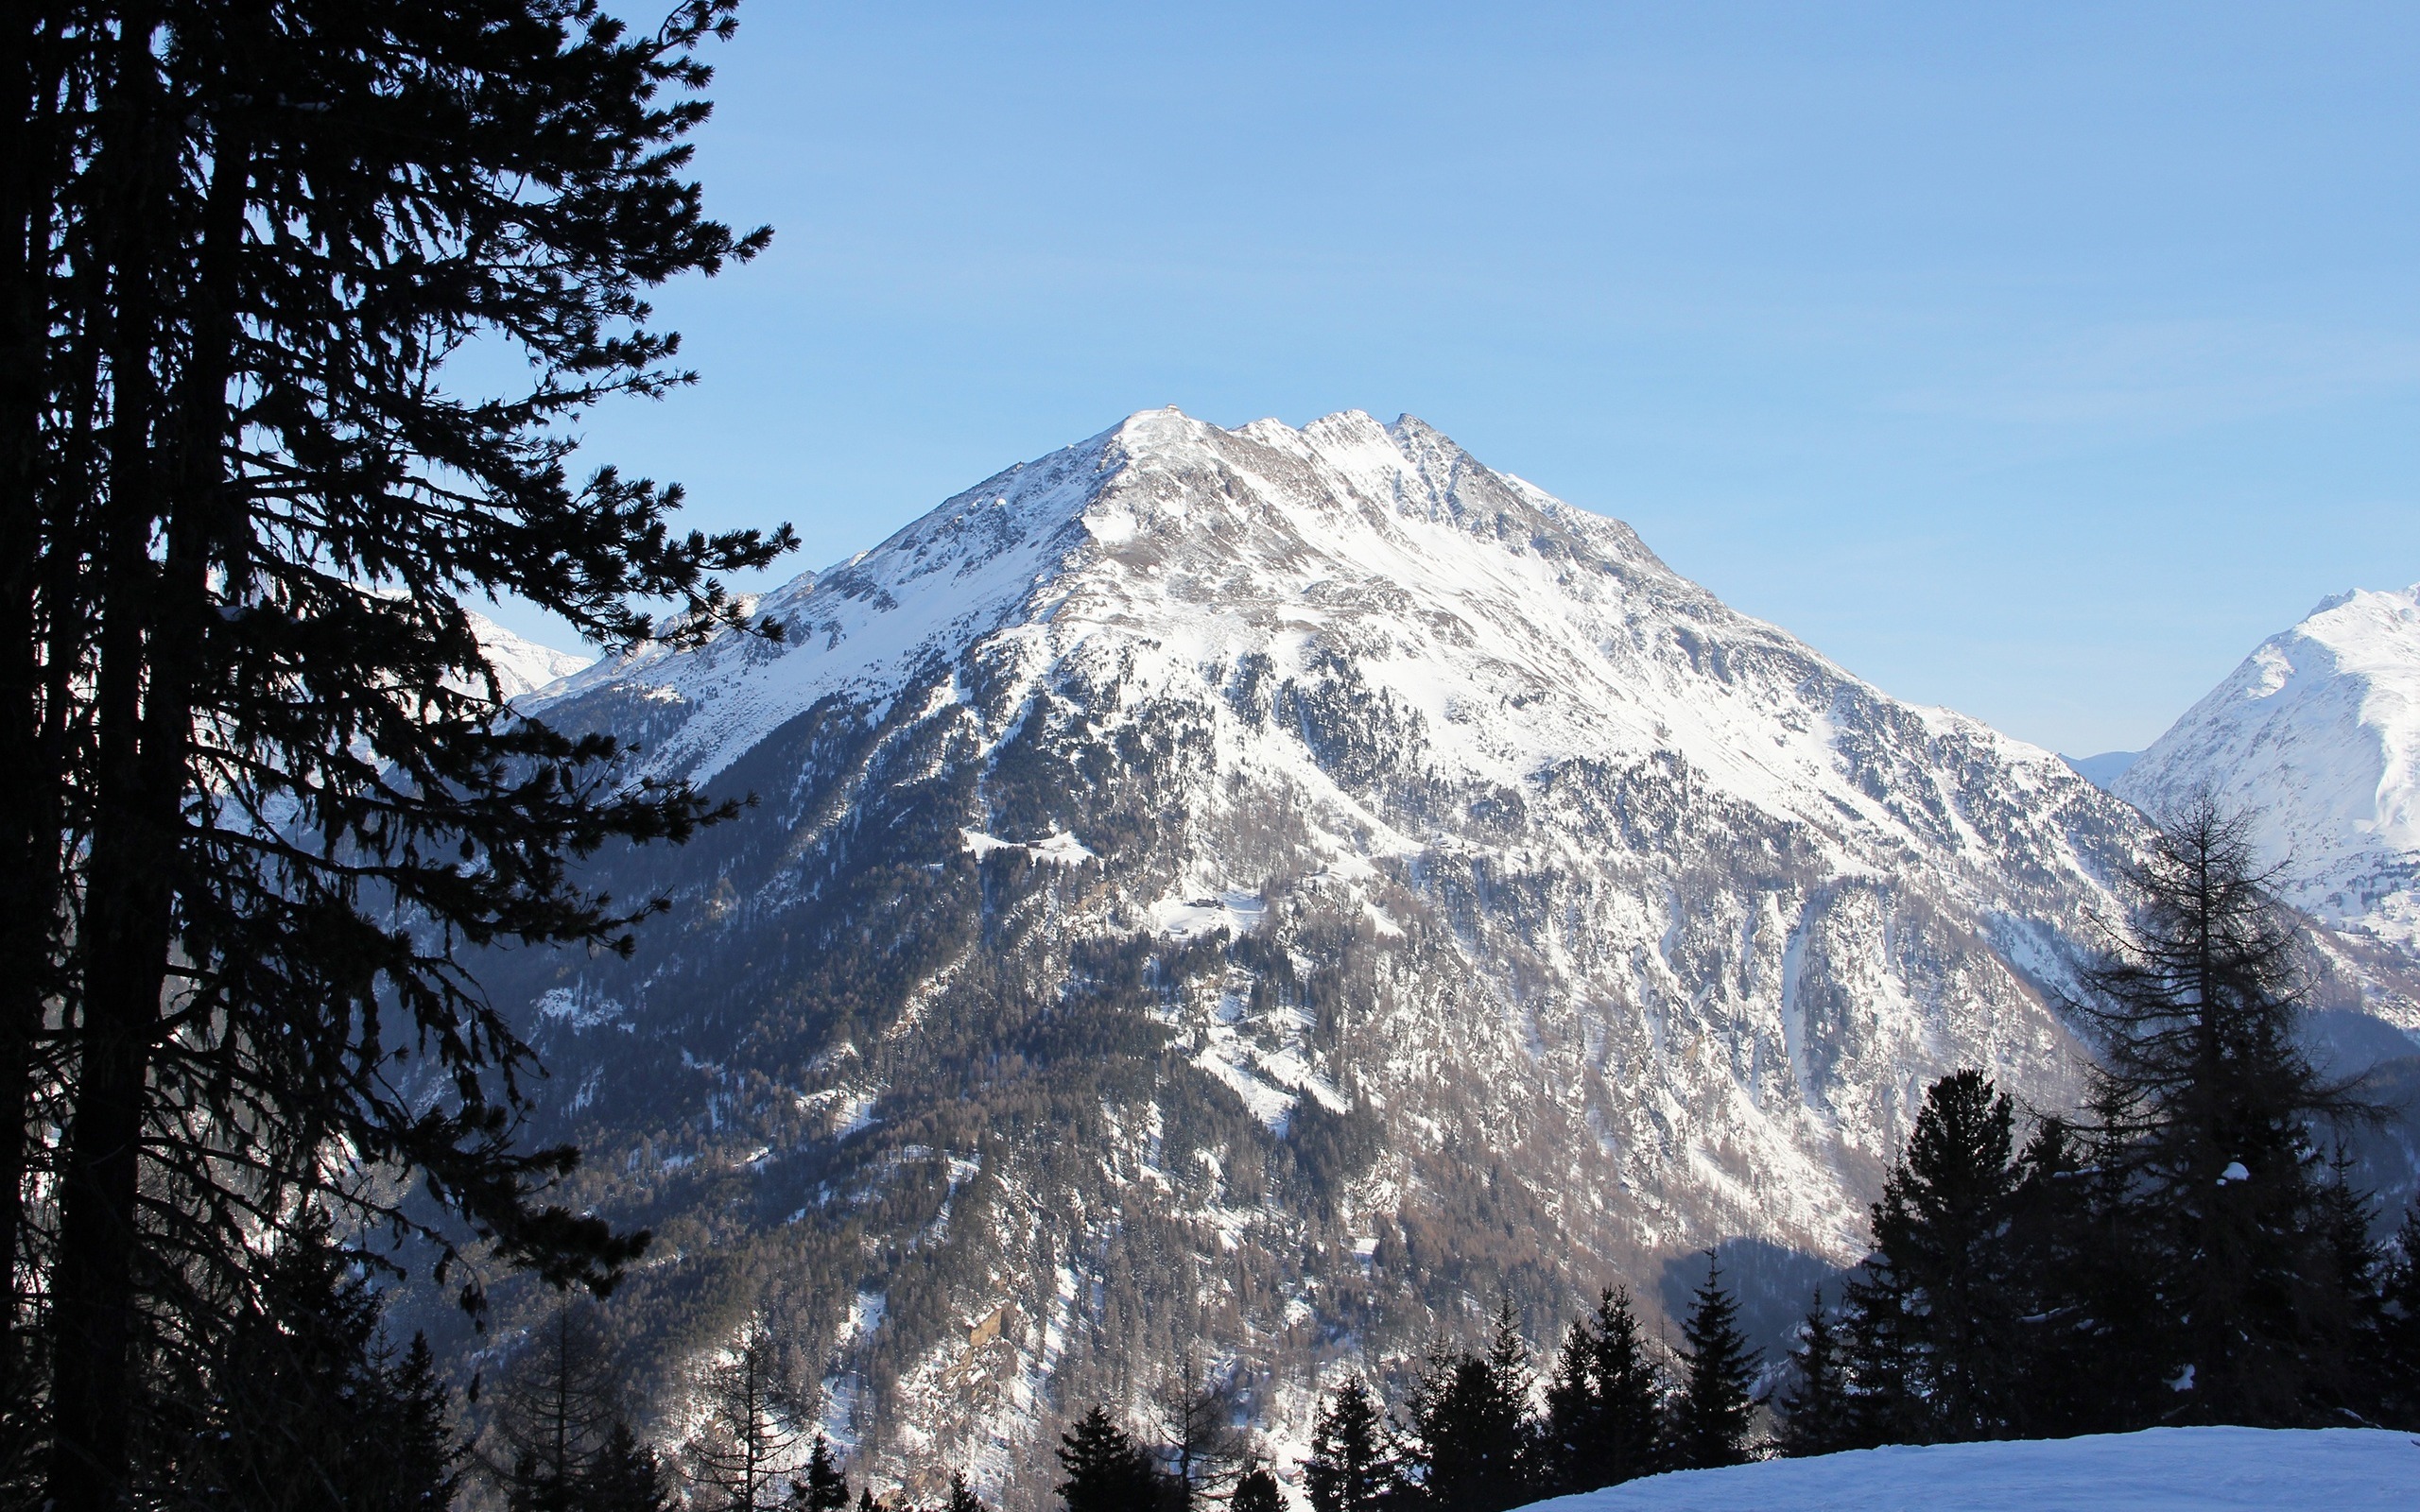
[525,1,2419,758]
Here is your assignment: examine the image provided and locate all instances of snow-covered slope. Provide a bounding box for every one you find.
[477,409,2158,1505]
[1529,1427,2418,1512]
[2118,586,2420,954]
[465,608,594,700]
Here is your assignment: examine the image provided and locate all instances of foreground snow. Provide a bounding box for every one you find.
[1523,1427,2418,1512]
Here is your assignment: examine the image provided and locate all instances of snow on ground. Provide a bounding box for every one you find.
[1523,1427,2417,1512]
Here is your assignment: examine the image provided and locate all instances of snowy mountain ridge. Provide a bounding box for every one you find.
[463,607,595,701]
[479,408,2187,1505]
[558,406,2101,876]
[2118,582,2420,953]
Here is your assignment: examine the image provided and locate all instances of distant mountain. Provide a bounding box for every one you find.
[2063,749,2140,789]
[2118,585,2420,960]
[447,410,2219,1504]
[464,607,594,700]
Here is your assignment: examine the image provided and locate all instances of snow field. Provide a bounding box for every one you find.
[1521,1426,2419,1512]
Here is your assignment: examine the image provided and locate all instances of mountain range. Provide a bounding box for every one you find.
[447,411,2416,1507]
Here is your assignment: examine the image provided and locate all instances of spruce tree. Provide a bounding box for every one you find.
[943,1470,988,1512]
[793,1435,849,1512]
[2378,1205,2420,1430]
[1586,1289,1665,1486]
[1668,1255,1759,1469]
[1398,1303,1538,1512]
[1540,1288,1662,1492]
[1772,1290,1851,1458]
[1055,1407,1163,1512]
[1304,1374,1391,1512]
[2068,799,2375,1425]
[1231,1464,1283,1512]
[389,1332,467,1512]
[1854,1070,2025,1441]
[21,6,795,1507]
[182,1215,463,1512]
[1999,1109,2166,1435]
[586,1422,676,1512]
[2304,1152,2388,1421]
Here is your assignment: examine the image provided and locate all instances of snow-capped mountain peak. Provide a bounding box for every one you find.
[462,607,595,700]
[496,409,2180,1506]
[2118,583,2420,947]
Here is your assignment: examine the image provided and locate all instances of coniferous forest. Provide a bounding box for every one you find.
[6,6,2420,1512]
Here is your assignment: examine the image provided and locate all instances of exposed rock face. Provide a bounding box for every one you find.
[463,409,2152,1504]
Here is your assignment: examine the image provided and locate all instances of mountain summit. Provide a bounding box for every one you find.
[488,410,2148,1502]
[2119,584,2420,958]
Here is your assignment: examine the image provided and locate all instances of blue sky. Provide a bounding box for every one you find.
[532,1,2418,757]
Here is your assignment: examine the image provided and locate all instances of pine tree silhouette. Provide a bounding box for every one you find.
[1773,1291,1852,1458]
[1056,1406,1164,1512]
[1399,1301,1539,1512]
[796,1435,851,1512]
[585,1422,675,1512]
[1305,1375,1392,1512]
[1231,1463,1283,1512]
[1668,1255,1760,1469]
[1541,1288,1664,1491]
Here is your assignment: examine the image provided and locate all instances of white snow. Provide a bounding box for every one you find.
[962,828,1097,865]
[2119,583,2420,957]
[1525,1427,2417,1512]
[540,404,2154,1263]
[463,608,593,700]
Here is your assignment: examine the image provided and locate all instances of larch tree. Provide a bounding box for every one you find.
[2068,799,2373,1424]
[686,1325,803,1512]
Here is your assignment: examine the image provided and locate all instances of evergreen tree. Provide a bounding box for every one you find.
[1852,1070,2026,1441]
[943,1470,988,1512]
[2068,799,2375,1425]
[1056,1407,1164,1512]
[857,1486,882,1512]
[20,6,793,1506]
[1397,1302,1538,1512]
[389,1332,467,1512]
[1772,1291,1852,1458]
[1667,1255,1759,1469]
[1539,1289,1662,1492]
[793,1435,849,1512]
[586,1422,676,1512]
[182,1215,461,1512]
[2304,1152,2388,1421]
[1231,1464,1284,1512]
[1999,1109,2167,1436]
[1836,1277,1924,1451]
[2378,1205,2420,1430]
[1305,1374,1391,1512]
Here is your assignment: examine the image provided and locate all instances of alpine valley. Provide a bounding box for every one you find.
[436,410,2416,1507]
